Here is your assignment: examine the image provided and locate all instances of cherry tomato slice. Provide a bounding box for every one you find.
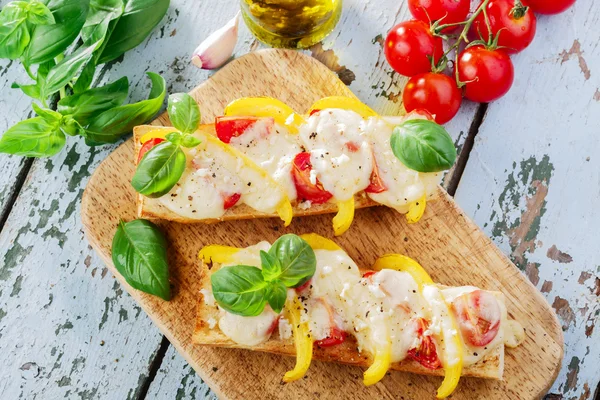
[309,109,321,116]
[291,152,333,204]
[403,72,462,124]
[295,278,312,292]
[365,158,387,194]
[451,290,501,347]
[267,315,281,335]
[524,0,575,15]
[408,0,470,32]
[215,116,274,144]
[407,318,442,369]
[345,141,360,152]
[315,326,347,347]
[362,271,377,279]
[137,138,165,163]
[222,193,241,210]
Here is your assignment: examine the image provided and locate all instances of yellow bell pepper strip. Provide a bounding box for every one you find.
[308,96,378,118]
[198,245,240,264]
[436,356,462,399]
[299,233,341,251]
[372,253,434,289]
[406,194,427,224]
[332,198,355,236]
[363,340,392,386]
[224,97,305,134]
[282,296,313,382]
[140,128,173,143]
[277,200,293,227]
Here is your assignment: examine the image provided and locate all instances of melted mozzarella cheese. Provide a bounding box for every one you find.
[422,285,461,367]
[299,109,373,200]
[218,307,278,346]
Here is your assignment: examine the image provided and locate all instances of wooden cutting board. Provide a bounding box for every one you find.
[81,49,563,400]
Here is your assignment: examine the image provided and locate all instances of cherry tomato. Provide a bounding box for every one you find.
[385,20,444,77]
[137,138,165,163]
[309,109,320,116]
[295,278,312,292]
[408,0,470,30]
[266,316,281,335]
[407,318,442,369]
[406,109,435,121]
[524,0,575,14]
[222,193,241,210]
[451,290,501,347]
[365,158,387,194]
[315,326,347,347]
[403,72,462,124]
[362,271,377,279]
[215,116,274,143]
[291,152,333,204]
[471,0,537,54]
[457,45,514,103]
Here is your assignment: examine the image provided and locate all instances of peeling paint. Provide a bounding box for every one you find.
[547,245,573,264]
[54,320,74,335]
[552,296,576,331]
[309,43,356,85]
[560,40,591,81]
[541,280,553,293]
[578,271,591,284]
[564,356,580,393]
[525,263,540,286]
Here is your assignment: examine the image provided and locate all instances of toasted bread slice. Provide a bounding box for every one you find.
[133,124,382,223]
[192,261,504,380]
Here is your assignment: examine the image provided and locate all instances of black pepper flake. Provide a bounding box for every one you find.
[412,290,416,293]
[188,195,193,201]
[473,352,478,356]
[247,182,252,186]
[212,367,218,372]
[366,311,370,317]
[171,193,177,197]
[192,210,197,213]
[348,266,351,270]
[212,173,216,178]
[309,132,317,139]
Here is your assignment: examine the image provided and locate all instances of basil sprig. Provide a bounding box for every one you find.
[211,234,317,317]
[111,219,171,301]
[0,0,169,158]
[390,119,457,173]
[131,93,201,198]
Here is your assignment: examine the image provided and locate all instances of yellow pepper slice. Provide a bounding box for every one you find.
[282,296,313,382]
[139,128,171,143]
[198,245,240,264]
[308,96,378,118]
[372,254,434,289]
[406,194,427,224]
[363,340,392,386]
[299,233,341,251]
[224,97,305,134]
[277,200,293,227]
[332,198,355,236]
[436,356,462,399]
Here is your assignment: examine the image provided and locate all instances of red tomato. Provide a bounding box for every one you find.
[365,158,387,194]
[315,326,347,347]
[215,116,274,143]
[403,72,462,124]
[291,152,333,204]
[222,193,241,210]
[345,141,360,152]
[524,0,575,14]
[406,109,435,121]
[407,318,442,369]
[267,316,281,335]
[362,271,377,279]
[408,0,470,30]
[457,45,514,103]
[137,138,165,163]
[385,20,444,77]
[309,109,321,116]
[471,0,537,54]
[451,290,501,347]
[295,278,312,292]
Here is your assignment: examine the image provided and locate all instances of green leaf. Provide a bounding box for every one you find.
[211,265,269,316]
[83,72,165,144]
[268,234,316,288]
[24,0,90,65]
[167,93,200,134]
[111,219,170,300]
[11,59,54,100]
[390,119,457,173]
[180,135,201,148]
[58,76,128,124]
[0,3,30,60]
[11,82,40,99]
[131,141,186,198]
[165,131,181,144]
[81,0,123,45]
[0,117,65,157]
[267,280,287,314]
[42,40,101,98]
[260,250,281,282]
[31,102,62,123]
[60,116,84,136]
[98,0,169,64]
[27,1,56,25]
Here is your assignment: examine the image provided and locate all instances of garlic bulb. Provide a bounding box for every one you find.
[191,12,240,70]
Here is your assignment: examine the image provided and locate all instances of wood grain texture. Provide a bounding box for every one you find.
[82,49,562,400]
[454,2,600,398]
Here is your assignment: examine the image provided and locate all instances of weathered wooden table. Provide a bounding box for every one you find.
[0,0,597,399]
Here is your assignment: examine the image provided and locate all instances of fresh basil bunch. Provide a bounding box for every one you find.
[391,119,457,173]
[211,234,317,317]
[0,0,170,158]
[111,219,171,300]
[131,93,202,198]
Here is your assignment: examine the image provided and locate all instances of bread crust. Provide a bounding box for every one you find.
[192,261,505,381]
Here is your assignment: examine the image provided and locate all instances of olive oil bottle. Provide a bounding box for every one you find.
[240,0,342,49]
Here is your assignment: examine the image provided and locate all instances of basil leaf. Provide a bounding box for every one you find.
[167,93,200,134]
[180,135,201,148]
[165,131,181,144]
[267,280,287,314]
[31,102,62,123]
[131,141,186,198]
[58,76,128,124]
[42,40,101,98]
[60,116,84,136]
[11,82,40,99]
[72,59,96,93]
[268,234,316,288]
[27,1,56,25]
[24,0,89,65]
[81,0,123,45]
[260,250,281,282]
[0,117,65,157]
[83,72,165,144]
[390,119,457,173]
[11,59,54,100]
[0,3,30,60]
[98,0,169,64]
[211,265,269,317]
[111,219,170,301]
